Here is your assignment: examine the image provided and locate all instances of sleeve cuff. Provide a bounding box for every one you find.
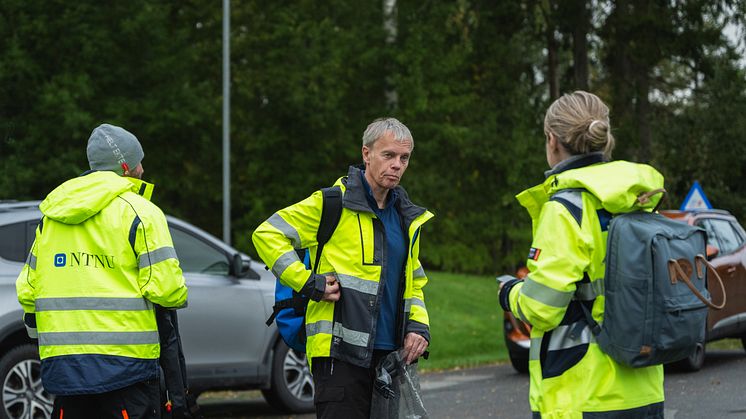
[301,273,327,302]
[405,320,430,342]
[499,279,521,312]
[24,313,38,339]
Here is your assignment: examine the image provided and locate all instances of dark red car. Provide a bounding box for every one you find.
[501,208,746,373]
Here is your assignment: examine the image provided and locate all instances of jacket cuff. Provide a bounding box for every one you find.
[24,313,38,339]
[499,279,521,313]
[301,273,327,302]
[405,320,430,343]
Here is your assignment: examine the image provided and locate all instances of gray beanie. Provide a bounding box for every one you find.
[87,123,145,173]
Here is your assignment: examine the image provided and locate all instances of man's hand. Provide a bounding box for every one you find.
[321,275,341,302]
[402,332,428,365]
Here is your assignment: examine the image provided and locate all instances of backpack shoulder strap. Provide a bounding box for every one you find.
[313,186,343,274]
[265,186,344,327]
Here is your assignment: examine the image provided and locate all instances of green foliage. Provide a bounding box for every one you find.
[1,0,744,274]
[654,58,746,219]
[422,271,506,371]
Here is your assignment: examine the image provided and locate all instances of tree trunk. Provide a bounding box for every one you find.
[636,66,652,162]
[547,20,560,100]
[571,0,589,90]
[605,0,635,156]
[383,0,398,110]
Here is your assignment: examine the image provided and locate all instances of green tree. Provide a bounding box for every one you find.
[2,0,744,274]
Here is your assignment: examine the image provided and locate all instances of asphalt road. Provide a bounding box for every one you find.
[198,348,746,419]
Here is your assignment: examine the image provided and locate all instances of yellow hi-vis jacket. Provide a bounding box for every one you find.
[507,155,665,418]
[252,166,433,368]
[16,171,188,395]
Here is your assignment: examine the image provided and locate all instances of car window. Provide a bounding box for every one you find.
[731,219,746,242]
[27,220,39,252]
[169,227,230,275]
[0,222,28,262]
[725,220,746,249]
[698,220,721,250]
[698,218,744,255]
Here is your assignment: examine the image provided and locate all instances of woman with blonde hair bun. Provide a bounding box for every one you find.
[499,91,665,418]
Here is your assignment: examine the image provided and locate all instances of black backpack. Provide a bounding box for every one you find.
[265,186,343,352]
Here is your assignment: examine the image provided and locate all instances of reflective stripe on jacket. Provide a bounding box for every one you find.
[509,158,665,417]
[252,166,433,368]
[16,171,188,395]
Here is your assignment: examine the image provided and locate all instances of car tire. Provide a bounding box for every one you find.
[508,352,529,374]
[673,341,706,372]
[0,343,54,419]
[261,341,314,413]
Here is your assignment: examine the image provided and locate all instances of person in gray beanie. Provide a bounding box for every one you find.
[87,123,146,177]
[16,123,190,418]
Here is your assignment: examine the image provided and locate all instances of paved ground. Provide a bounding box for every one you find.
[198,348,746,418]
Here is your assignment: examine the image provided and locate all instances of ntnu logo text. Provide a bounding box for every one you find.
[53,252,116,269]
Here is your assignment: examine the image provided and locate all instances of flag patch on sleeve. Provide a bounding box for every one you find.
[528,247,541,261]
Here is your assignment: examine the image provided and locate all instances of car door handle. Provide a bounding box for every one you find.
[726,267,736,273]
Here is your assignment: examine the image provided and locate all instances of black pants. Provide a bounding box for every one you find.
[51,379,160,419]
[312,352,391,419]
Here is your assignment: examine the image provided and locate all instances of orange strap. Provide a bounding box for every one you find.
[636,188,667,212]
[59,409,64,419]
[121,410,129,419]
[636,188,666,205]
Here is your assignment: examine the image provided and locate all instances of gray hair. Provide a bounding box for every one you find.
[362,117,414,150]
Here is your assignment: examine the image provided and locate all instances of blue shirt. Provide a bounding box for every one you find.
[361,172,406,350]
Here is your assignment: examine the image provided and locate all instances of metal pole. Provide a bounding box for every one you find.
[222,0,231,245]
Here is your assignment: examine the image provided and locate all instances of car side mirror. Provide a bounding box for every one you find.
[231,253,259,279]
[706,244,719,260]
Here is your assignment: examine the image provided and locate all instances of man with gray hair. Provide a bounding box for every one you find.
[253,117,434,418]
[16,123,189,418]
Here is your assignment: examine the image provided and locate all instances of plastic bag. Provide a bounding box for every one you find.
[370,351,429,419]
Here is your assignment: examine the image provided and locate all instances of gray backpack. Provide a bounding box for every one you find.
[581,192,726,368]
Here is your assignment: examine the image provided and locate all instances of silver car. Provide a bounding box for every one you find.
[0,201,314,419]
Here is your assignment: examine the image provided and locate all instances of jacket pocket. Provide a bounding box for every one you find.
[358,215,382,266]
[314,386,345,403]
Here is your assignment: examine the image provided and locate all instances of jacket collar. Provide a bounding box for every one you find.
[81,170,155,201]
[544,152,607,178]
[125,177,155,201]
[518,157,665,222]
[341,165,428,229]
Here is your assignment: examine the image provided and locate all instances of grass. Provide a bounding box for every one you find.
[708,338,743,351]
[420,271,508,371]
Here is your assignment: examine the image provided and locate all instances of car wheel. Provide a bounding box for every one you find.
[673,341,706,372]
[508,352,529,374]
[0,344,54,419]
[261,341,314,413]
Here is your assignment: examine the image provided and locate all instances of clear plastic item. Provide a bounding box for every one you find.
[370,350,429,419]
